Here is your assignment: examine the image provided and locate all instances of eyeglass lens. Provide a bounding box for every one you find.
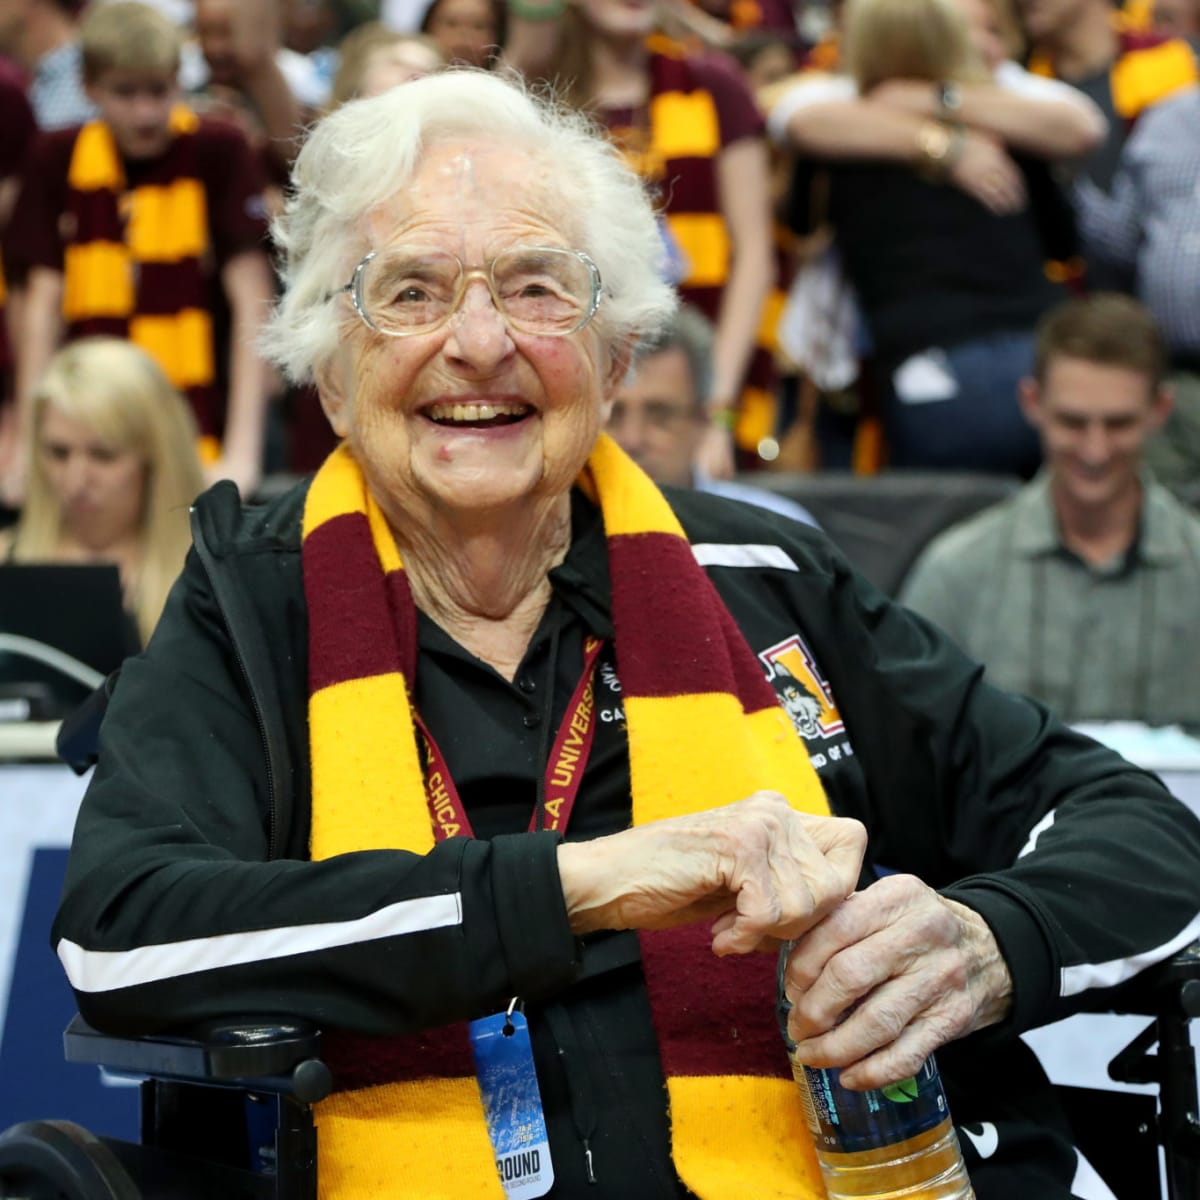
[359,246,595,335]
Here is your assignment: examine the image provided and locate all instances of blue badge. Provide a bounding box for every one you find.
[468,1005,555,1199]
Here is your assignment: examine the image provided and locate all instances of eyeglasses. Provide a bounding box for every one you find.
[333,245,604,338]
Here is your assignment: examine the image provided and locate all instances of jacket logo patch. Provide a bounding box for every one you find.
[760,634,847,745]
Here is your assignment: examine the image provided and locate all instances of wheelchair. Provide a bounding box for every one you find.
[0,944,1196,1200]
[3,692,1197,1198]
[0,1016,329,1199]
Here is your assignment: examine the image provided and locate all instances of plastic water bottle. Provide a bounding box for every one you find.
[778,954,975,1199]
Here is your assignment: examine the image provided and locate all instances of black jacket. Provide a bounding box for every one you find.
[51,478,1200,1197]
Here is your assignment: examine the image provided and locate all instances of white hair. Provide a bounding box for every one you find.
[260,69,678,383]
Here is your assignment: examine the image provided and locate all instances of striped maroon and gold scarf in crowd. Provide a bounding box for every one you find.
[62,108,220,447]
[608,39,780,454]
[301,437,829,1198]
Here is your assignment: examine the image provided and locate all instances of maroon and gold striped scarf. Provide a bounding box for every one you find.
[301,438,828,1198]
[62,107,219,445]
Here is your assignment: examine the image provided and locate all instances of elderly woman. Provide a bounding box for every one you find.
[52,72,1200,1200]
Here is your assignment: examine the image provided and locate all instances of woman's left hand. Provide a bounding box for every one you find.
[781,873,1014,1089]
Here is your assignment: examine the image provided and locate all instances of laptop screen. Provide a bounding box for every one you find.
[0,564,141,716]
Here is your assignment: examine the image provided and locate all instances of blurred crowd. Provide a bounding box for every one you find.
[0,0,1198,724]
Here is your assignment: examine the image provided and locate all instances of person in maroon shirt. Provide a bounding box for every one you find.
[505,0,777,477]
[0,60,36,495]
[2,1,275,505]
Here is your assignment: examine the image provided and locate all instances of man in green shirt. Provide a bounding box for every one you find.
[901,293,1200,729]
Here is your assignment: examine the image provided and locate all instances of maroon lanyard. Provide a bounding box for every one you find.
[419,635,605,842]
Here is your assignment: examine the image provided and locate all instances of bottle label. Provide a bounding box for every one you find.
[790,1056,949,1154]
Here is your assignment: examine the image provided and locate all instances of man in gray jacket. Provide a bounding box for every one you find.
[902,293,1200,730]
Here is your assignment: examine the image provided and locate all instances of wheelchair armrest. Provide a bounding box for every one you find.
[63,1014,332,1104]
[1101,940,1200,1099]
[1076,940,1200,1019]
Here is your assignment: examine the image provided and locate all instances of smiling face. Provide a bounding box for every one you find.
[1019,355,1171,513]
[319,140,624,526]
[38,405,147,550]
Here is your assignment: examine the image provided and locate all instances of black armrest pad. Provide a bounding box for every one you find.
[1089,940,1200,1018]
[64,1014,328,1097]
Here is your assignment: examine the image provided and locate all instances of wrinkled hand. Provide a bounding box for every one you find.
[782,873,1013,1089]
[949,133,1026,215]
[557,791,867,954]
[694,422,736,481]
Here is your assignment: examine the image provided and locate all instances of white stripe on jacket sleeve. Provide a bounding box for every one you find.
[57,892,463,993]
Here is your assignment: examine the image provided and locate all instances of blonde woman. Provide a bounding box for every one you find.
[0,338,205,645]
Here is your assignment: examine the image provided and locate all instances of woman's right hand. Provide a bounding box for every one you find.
[949,132,1026,215]
[556,791,867,954]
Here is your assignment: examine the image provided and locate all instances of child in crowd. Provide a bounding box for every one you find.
[3,0,275,504]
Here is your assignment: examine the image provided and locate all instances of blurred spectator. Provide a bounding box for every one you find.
[0,63,36,486]
[0,0,95,129]
[419,0,505,67]
[283,0,339,55]
[608,305,818,524]
[0,338,205,645]
[769,0,1101,475]
[186,0,318,170]
[1018,0,1197,191]
[687,0,798,34]
[1074,87,1200,487]
[329,23,443,104]
[278,21,446,473]
[506,0,776,480]
[728,30,802,89]
[1151,0,1200,44]
[3,0,275,504]
[901,294,1200,730]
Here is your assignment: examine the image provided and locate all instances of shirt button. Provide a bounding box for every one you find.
[522,712,542,729]
[518,676,537,694]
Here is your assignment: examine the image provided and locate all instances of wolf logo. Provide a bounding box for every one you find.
[770,664,824,738]
[759,634,846,741]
